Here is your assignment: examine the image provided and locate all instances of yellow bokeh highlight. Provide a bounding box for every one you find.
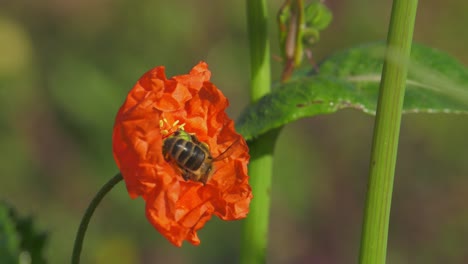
[0,16,33,78]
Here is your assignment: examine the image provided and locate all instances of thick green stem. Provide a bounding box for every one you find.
[240,130,279,264]
[246,0,271,102]
[359,0,418,263]
[240,0,274,263]
[72,173,123,264]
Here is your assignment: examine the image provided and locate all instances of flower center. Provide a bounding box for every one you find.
[159,118,186,138]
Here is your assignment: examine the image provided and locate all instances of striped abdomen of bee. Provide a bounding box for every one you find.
[162,131,214,184]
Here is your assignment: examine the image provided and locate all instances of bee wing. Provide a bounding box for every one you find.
[213,138,241,161]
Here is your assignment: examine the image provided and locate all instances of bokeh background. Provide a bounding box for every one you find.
[1,0,467,263]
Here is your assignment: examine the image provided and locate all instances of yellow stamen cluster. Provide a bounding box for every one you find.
[159,118,186,136]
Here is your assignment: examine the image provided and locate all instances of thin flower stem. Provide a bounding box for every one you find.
[240,0,275,263]
[71,173,123,264]
[359,0,418,263]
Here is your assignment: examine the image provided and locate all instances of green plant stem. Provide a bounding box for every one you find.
[240,0,274,263]
[71,173,123,264]
[359,0,418,263]
[246,0,271,102]
[240,130,279,264]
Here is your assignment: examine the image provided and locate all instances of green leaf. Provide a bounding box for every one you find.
[237,43,468,140]
[0,202,48,264]
[11,213,47,264]
[304,2,333,31]
[0,203,20,264]
[277,0,333,69]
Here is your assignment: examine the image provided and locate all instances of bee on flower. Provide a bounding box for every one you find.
[112,62,252,246]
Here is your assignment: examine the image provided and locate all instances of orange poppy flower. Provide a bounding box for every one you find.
[112,62,252,246]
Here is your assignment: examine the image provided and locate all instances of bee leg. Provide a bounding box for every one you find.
[181,170,190,181]
[200,168,212,186]
[189,134,201,144]
[200,177,207,186]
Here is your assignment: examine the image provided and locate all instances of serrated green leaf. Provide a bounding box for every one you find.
[237,43,468,140]
[0,203,20,264]
[0,202,48,264]
[9,208,47,264]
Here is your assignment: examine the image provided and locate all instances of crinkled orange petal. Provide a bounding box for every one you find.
[112,62,252,246]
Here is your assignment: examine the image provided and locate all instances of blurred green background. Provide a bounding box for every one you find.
[1,0,467,263]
